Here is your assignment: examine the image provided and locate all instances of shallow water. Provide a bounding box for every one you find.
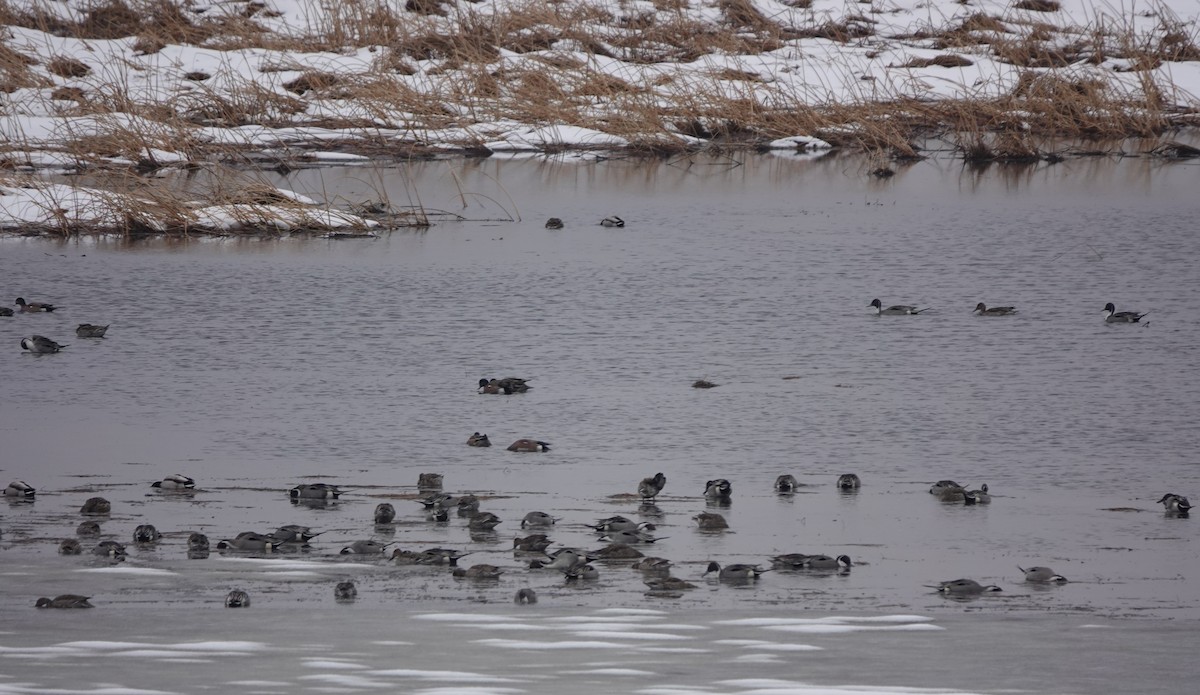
[1,153,1198,693]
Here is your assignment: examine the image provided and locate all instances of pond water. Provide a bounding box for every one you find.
[1,151,1198,694]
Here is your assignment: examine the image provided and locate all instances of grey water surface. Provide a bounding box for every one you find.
[1,152,1198,694]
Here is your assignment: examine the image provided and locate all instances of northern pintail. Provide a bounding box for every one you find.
[513,534,553,552]
[271,525,321,544]
[869,298,927,315]
[76,521,101,536]
[521,511,558,527]
[334,581,358,601]
[36,594,92,608]
[93,540,126,559]
[644,576,697,591]
[931,578,1002,595]
[289,483,341,500]
[770,553,812,569]
[75,324,110,338]
[1018,566,1067,583]
[133,524,160,544]
[479,377,531,394]
[188,533,210,553]
[217,533,278,552]
[837,473,861,489]
[419,547,472,565]
[59,538,83,555]
[802,554,853,570]
[418,473,444,490]
[929,480,964,500]
[374,503,397,524]
[16,297,57,312]
[1158,493,1192,515]
[1103,303,1147,323]
[508,438,550,452]
[4,481,36,498]
[21,335,66,353]
[514,587,538,604]
[544,218,564,229]
[632,557,672,573]
[694,511,729,530]
[973,303,1017,316]
[704,479,732,502]
[593,543,644,559]
[225,590,250,607]
[467,432,492,447]
[80,497,111,514]
[457,495,480,516]
[774,474,800,493]
[537,549,583,571]
[452,564,504,579]
[151,474,195,490]
[704,562,769,581]
[600,216,625,228]
[963,484,991,505]
[692,379,718,388]
[467,512,502,530]
[601,529,664,544]
[592,515,641,533]
[563,561,599,580]
[639,472,667,499]
[0,306,11,316]
[340,540,391,555]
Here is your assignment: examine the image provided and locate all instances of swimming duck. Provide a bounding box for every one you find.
[869,298,927,315]
[0,306,11,316]
[1103,302,1147,323]
[133,524,160,544]
[4,481,36,498]
[704,479,732,502]
[75,324,110,338]
[478,377,531,394]
[802,554,853,570]
[452,564,504,579]
[59,538,83,555]
[151,474,195,490]
[973,303,1017,316]
[931,578,1002,595]
[592,515,640,533]
[774,474,800,493]
[225,590,250,608]
[929,480,964,500]
[36,594,92,608]
[1158,493,1192,515]
[837,473,861,489]
[544,218,564,229]
[80,497,111,514]
[467,512,502,530]
[632,557,672,573]
[513,534,553,552]
[639,472,667,499]
[521,511,558,528]
[390,549,428,565]
[704,562,769,581]
[1018,566,1067,583]
[963,484,991,505]
[271,525,321,544]
[601,529,664,545]
[600,216,625,227]
[419,492,456,511]
[419,547,473,566]
[16,297,57,312]
[289,483,341,500]
[21,335,66,353]
[694,511,729,530]
[591,542,644,560]
[340,540,390,555]
[645,576,697,591]
[334,581,358,601]
[76,521,101,537]
[508,438,550,452]
[216,533,278,552]
[417,472,444,490]
[188,533,210,552]
[374,503,397,524]
[770,553,812,569]
[456,495,480,516]
[467,432,492,447]
[93,540,126,559]
[563,561,599,581]
[514,588,538,604]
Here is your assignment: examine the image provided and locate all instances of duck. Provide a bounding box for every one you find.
[225,590,250,608]
[536,549,583,571]
[4,480,36,498]
[514,588,538,604]
[0,306,11,316]
[151,474,195,490]
[803,554,853,570]
[544,218,564,229]
[467,512,502,530]
[694,511,729,530]
[963,484,991,505]
[419,492,456,510]
[417,472,444,490]
[600,216,625,228]
[76,521,101,537]
[93,540,126,559]
[452,564,504,579]
[770,553,812,569]
[188,533,210,553]
[973,303,1017,316]
[271,525,321,544]
[216,533,278,552]
[521,511,558,528]
[644,576,697,591]
[591,543,644,560]
[631,557,672,573]
[929,480,964,500]
[837,473,861,489]
[478,377,531,394]
[1103,302,1147,323]
[1018,566,1067,583]
[513,534,553,552]
[774,474,800,493]
[334,581,358,601]
[418,547,472,566]
[508,438,550,452]
[563,561,600,581]
[638,472,667,499]
[592,515,640,533]
[601,529,664,545]
[457,495,480,516]
[467,432,492,447]
[374,503,397,524]
[704,478,732,502]
[704,562,769,581]
[36,594,93,608]
[932,578,1002,595]
[75,324,110,338]
[80,497,111,514]
[340,540,390,555]
[59,538,83,555]
[16,297,57,312]
[869,298,927,315]
[1158,493,1192,515]
[21,335,66,354]
[133,524,160,544]
[289,483,341,500]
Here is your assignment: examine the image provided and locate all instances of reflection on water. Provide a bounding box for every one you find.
[2,153,1199,693]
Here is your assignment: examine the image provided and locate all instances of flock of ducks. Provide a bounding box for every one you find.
[6,297,109,354]
[869,298,1148,322]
